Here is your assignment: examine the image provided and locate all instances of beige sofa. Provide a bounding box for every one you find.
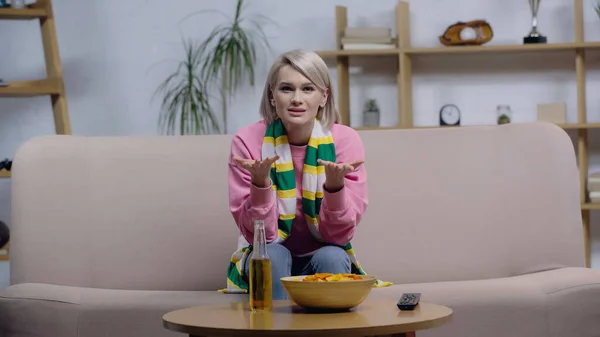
[1,122,599,337]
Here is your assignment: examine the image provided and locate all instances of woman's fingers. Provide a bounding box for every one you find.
[234,156,254,170]
[235,156,278,167]
[317,159,364,172]
[263,155,280,168]
[350,160,364,170]
[267,155,281,163]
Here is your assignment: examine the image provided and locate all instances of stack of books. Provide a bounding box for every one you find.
[588,172,600,203]
[341,27,396,50]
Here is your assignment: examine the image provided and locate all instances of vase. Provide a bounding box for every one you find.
[496,105,512,124]
[363,109,380,127]
[11,0,25,9]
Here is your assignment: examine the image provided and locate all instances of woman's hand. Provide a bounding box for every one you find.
[234,155,280,188]
[317,159,364,192]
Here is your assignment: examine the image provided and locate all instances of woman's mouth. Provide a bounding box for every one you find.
[288,108,306,116]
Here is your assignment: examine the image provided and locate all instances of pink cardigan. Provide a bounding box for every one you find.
[228,120,368,257]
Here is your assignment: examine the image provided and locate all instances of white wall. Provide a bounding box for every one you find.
[1,0,599,287]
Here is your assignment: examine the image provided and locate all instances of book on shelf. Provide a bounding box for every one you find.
[588,172,600,192]
[589,191,600,203]
[342,26,395,50]
[342,43,396,50]
[341,36,393,44]
[344,27,391,38]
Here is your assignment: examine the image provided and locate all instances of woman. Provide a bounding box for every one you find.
[224,49,370,300]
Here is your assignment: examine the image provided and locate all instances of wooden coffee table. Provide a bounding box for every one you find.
[162,299,452,337]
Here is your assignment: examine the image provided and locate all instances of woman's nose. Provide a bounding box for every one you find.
[291,91,301,104]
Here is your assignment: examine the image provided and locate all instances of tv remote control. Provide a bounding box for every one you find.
[397,293,421,311]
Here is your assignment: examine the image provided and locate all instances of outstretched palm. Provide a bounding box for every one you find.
[317,159,364,191]
[234,155,280,187]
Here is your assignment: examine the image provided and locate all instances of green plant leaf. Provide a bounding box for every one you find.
[153,38,220,135]
[155,0,275,135]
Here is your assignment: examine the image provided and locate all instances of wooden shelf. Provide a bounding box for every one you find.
[316,49,400,58]
[0,78,62,97]
[0,7,48,20]
[316,41,600,58]
[406,41,600,55]
[557,123,600,129]
[355,122,600,130]
[354,126,400,131]
[0,0,69,263]
[582,203,600,210]
[327,0,595,267]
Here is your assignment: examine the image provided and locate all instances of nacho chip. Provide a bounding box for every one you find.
[303,273,363,282]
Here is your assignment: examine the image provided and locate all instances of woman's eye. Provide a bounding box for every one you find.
[303,87,315,92]
[280,86,292,91]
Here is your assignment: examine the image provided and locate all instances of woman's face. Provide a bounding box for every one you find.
[271,65,328,128]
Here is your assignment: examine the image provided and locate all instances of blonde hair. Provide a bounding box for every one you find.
[259,49,340,129]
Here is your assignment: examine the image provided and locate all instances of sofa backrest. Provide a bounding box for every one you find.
[9,122,585,291]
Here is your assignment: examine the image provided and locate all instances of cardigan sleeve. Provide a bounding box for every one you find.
[228,133,279,244]
[318,127,369,246]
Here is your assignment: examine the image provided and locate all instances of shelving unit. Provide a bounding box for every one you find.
[0,0,71,182]
[316,0,596,267]
[0,6,46,20]
[0,0,70,261]
[0,78,62,97]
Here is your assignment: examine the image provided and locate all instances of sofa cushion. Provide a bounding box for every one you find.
[0,283,247,337]
[2,267,599,337]
[368,267,600,337]
[9,123,585,290]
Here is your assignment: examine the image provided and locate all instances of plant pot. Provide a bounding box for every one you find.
[363,110,380,127]
[496,105,512,125]
[497,114,511,124]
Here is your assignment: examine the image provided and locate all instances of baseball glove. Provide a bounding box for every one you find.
[439,20,493,46]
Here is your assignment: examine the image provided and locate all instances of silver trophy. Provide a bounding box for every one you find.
[524,0,547,44]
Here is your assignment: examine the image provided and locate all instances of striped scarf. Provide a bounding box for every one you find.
[220,118,391,294]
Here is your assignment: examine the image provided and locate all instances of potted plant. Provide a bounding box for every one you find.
[496,104,512,124]
[155,0,274,135]
[154,39,220,135]
[363,99,380,127]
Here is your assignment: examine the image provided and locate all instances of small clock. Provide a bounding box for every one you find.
[439,104,461,126]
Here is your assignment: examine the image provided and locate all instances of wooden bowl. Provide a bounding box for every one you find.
[280,275,377,310]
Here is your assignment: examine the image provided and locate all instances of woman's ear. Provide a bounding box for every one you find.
[320,88,330,107]
[269,90,275,106]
